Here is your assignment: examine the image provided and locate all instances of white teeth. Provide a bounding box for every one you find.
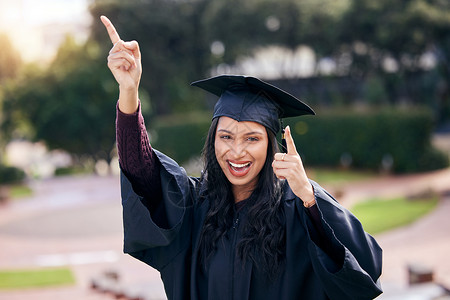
[229,162,250,168]
[230,162,249,168]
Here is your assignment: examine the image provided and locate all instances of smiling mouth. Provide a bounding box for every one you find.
[228,161,252,177]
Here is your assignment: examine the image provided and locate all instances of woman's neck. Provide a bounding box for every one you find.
[232,187,251,203]
[232,181,257,203]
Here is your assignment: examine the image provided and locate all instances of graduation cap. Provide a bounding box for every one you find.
[191,75,315,137]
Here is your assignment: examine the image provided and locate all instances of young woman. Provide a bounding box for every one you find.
[101,16,383,300]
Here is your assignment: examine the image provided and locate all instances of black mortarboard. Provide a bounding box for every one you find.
[191,75,315,135]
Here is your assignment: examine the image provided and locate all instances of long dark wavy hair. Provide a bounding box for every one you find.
[198,117,286,278]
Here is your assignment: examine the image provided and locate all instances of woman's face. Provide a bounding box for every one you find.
[214,116,268,198]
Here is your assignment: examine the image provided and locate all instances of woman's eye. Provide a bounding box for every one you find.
[247,137,259,142]
[220,135,231,140]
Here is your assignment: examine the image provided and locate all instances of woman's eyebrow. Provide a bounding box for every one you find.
[244,131,264,136]
[217,129,264,135]
[217,129,265,136]
[217,129,234,134]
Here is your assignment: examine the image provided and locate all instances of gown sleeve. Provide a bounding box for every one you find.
[300,180,383,299]
[116,102,197,271]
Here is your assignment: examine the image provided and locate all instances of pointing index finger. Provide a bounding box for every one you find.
[100,15,121,44]
[285,126,298,155]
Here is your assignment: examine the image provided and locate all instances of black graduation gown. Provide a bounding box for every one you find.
[121,150,383,300]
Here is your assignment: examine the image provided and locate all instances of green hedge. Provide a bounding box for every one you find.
[150,108,448,173]
[285,108,448,173]
[0,165,26,184]
[151,113,211,164]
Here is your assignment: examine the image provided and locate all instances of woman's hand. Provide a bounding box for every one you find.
[272,126,315,205]
[101,16,142,114]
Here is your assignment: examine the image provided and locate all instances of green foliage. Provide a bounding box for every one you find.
[1,36,119,162]
[9,185,32,199]
[363,76,389,105]
[0,33,22,83]
[151,112,211,164]
[1,0,448,166]
[0,268,75,289]
[54,166,90,176]
[351,196,438,235]
[149,108,448,173]
[91,0,211,116]
[339,0,450,60]
[285,108,449,173]
[87,0,450,123]
[0,165,25,184]
[308,168,375,185]
[0,33,23,156]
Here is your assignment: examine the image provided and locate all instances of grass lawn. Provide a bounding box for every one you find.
[307,168,375,185]
[0,268,75,290]
[350,196,439,235]
[9,185,33,199]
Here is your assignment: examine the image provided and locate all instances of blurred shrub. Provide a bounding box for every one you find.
[286,108,449,173]
[150,108,448,173]
[151,112,211,164]
[0,165,26,184]
[54,166,90,177]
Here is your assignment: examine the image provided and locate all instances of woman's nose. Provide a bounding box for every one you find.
[230,141,246,158]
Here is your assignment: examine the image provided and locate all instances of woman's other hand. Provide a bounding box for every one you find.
[101,15,141,114]
[272,126,315,205]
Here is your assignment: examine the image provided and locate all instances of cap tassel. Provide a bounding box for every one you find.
[280,119,287,153]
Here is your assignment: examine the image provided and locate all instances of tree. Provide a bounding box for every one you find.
[1,36,120,168]
[336,0,450,119]
[0,33,22,83]
[90,0,211,116]
[0,33,23,160]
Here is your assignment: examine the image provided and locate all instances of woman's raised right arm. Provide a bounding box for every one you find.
[102,17,192,263]
[102,16,161,198]
[101,15,141,114]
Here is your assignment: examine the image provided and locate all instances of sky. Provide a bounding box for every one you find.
[0,0,92,63]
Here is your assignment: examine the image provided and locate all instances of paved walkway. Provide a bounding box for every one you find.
[0,175,165,300]
[0,168,449,299]
[377,196,450,288]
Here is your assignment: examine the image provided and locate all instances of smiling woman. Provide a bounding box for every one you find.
[102,15,383,300]
[214,117,269,202]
